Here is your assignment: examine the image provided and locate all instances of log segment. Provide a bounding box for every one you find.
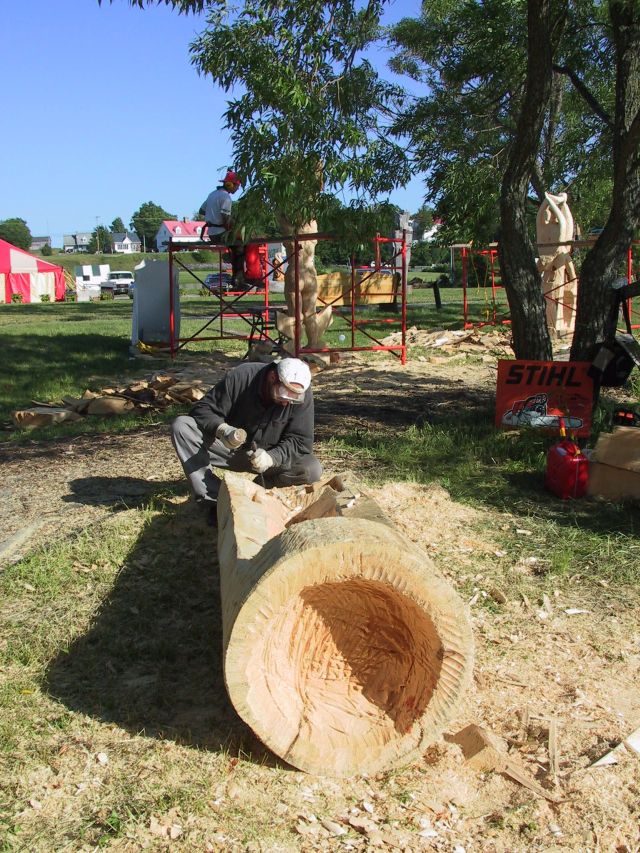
[217,473,474,776]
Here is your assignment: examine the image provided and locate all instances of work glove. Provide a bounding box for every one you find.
[216,422,247,450]
[248,447,274,474]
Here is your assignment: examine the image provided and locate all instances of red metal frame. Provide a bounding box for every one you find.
[456,245,509,330]
[454,240,640,334]
[168,238,278,358]
[167,231,408,363]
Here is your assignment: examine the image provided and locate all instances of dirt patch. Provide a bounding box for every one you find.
[0,353,495,566]
[1,349,638,851]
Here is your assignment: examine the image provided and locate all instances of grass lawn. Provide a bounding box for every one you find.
[0,286,508,442]
[1,290,639,851]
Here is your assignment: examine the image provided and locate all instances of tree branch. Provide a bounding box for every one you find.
[552,63,613,129]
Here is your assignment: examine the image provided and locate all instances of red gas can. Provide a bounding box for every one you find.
[245,243,268,282]
[544,439,589,499]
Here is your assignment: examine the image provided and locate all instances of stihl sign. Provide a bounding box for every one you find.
[496,360,594,436]
[504,363,583,387]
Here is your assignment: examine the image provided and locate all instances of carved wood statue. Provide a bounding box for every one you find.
[274,218,333,351]
[536,192,578,338]
[216,472,474,776]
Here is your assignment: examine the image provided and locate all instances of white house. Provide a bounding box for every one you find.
[112,231,142,254]
[419,218,443,243]
[155,220,206,252]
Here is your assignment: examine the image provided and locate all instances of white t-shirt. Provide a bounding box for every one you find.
[202,187,232,237]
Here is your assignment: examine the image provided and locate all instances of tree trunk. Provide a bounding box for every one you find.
[571,1,640,360]
[498,0,566,360]
[216,473,474,777]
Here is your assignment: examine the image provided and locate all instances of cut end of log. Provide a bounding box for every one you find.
[243,576,444,767]
[217,474,474,776]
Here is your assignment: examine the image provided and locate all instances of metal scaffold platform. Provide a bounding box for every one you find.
[167,230,410,363]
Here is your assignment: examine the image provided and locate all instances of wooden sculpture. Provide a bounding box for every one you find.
[216,472,474,776]
[275,219,333,350]
[536,192,578,338]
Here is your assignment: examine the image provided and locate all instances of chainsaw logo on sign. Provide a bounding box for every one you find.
[500,392,583,429]
[495,360,594,437]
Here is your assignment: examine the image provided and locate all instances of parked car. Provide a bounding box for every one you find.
[202,272,234,294]
[102,270,135,296]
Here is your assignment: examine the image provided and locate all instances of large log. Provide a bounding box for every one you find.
[217,473,474,776]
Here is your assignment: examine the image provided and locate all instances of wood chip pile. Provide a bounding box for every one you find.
[380,327,513,356]
[11,371,211,431]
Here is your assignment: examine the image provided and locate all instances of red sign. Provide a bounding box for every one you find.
[496,360,594,437]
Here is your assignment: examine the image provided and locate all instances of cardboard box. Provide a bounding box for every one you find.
[588,426,640,500]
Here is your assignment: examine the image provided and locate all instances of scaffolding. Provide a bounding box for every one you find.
[451,240,640,334]
[167,230,409,363]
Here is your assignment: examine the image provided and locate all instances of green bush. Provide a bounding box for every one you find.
[100,290,114,301]
[41,244,53,257]
[40,294,51,303]
[11,293,23,304]
[65,291,77,303]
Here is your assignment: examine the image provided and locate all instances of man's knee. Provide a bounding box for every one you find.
[171,414,204,443]
[171,416,208,462]
[172,414,194,438]
[268,454,322,487]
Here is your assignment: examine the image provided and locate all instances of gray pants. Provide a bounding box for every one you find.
[171,415,322,503]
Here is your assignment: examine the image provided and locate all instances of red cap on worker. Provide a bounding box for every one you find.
[223,170,242,187]
[276,358,311,392]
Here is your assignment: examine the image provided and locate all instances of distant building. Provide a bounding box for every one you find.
[74,264,111,285]
[155,220,206,252]
[111,231,142,254]
[30,236,51,252]
[63,232,92,253]
[418,218,443,243]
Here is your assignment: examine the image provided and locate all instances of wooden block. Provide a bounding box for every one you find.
[11,407,82,430]
[592,426,640,471]
[449,723,505,771]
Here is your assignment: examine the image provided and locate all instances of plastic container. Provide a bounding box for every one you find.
[130,260,179,347]
[544,439,589,499]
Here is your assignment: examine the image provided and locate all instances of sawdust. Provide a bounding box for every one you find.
[1,347,639,851]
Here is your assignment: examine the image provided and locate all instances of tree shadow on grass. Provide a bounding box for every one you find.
[44,499,278,765]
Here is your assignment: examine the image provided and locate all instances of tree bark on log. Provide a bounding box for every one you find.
[216,473,474,777]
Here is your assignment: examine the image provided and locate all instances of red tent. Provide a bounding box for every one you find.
[0,239,66,303]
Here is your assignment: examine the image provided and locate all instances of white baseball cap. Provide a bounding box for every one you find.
[276,358,311,392]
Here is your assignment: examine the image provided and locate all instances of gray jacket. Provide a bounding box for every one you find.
[189,361,314,469]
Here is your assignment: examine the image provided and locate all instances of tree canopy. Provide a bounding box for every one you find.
[190,0,409,230]
[110,217,126,233]
[131,201,175,251]
[389,0,615,244]
[88,225,113,255]
[0,218,32,251]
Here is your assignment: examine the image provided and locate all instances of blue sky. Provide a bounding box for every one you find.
[1,0,426,247]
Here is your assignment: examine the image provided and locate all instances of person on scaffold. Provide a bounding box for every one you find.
[199,169,245,288]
